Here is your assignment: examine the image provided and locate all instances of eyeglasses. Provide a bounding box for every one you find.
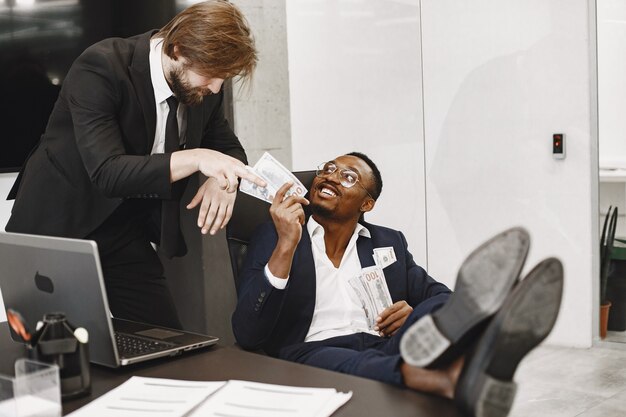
[316,162,374,200]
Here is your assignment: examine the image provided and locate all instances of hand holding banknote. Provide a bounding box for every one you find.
[374,300,413,337]
[348,266,394,330]
[239,152,307,203]
[271,182,309,243]
[266,182,309,279]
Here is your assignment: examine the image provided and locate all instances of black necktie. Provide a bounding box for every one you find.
[164,96,180,153]
[160,96,187,257]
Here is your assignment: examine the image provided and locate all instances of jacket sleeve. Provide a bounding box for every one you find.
[231,222,290,350]
[400,231,452,307]
[65,46,173,199]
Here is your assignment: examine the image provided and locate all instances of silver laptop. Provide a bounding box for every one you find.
[0,232,218,367]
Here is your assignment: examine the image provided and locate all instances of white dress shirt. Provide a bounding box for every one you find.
[265,217,379,342]
[148,38,187,155]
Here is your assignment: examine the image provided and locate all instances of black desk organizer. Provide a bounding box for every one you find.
[29,313,91,400]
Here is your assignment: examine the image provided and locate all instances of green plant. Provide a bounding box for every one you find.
[600,206,619,305]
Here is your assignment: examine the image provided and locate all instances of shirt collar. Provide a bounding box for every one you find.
[149,38,174,104]
[307,217,371,239]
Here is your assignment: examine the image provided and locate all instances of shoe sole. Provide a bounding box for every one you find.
[455,257,564,417]
[400,227,530,367]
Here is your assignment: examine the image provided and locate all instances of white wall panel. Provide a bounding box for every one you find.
[287,0,428,265]
[421,0,595,347]
[598,0,626,168]
[597,0,626,246]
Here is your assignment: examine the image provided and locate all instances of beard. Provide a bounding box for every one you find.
[310,200,335,219]
[168,67,209,106]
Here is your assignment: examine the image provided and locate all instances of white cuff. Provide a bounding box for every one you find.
[264,264,289,289]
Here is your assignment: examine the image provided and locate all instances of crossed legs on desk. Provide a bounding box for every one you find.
[279,227,533,392]
[278,226,563,417]
[279,258,563,417]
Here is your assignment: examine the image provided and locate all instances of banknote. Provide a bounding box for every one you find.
[360,266,393,314]
[348,278,376,328]
[348,266,393,329]
[373,247,397,269]
[255,153,307,198]
[239,152,307,203]
[239,166,276,202]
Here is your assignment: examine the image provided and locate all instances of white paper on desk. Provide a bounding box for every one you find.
[189,380,352,417]
[66,376,225,417]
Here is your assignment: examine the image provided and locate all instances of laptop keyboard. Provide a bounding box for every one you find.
[115,332,173,358]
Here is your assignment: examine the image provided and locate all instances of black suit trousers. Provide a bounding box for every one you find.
[86,200,182,329]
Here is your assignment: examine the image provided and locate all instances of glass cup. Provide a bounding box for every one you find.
[0,359,61,417]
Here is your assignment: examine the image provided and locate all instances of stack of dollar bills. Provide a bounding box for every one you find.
[348,247,397,328]
[349,266,393,329]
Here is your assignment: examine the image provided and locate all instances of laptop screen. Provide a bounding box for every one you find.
[0,232,118,366]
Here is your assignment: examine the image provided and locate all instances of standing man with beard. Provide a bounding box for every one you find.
[5,1,265,329]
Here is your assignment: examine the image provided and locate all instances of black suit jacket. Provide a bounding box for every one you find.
[6,31,246,243]
[231,220,451,357]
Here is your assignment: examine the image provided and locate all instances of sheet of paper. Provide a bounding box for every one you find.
[66,377,225,417]
[189,380,352,417]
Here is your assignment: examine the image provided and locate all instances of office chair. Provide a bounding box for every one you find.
[226,171,316,293]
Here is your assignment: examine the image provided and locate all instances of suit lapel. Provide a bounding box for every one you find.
[291,228,317,322]
[128,31,158,154]
[357,230,376,268]
[295,230,316,289]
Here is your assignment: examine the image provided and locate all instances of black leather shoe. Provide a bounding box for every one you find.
[400,227,530,368]
[455,257,564,417]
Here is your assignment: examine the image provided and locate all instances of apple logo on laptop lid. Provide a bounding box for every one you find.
[34,271,54,293]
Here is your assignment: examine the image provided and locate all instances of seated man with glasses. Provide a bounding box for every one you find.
[232,152,563,416]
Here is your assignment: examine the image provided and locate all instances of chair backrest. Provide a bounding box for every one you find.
[226,170,316,292]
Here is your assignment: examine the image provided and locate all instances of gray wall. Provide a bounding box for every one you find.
[231,0,293,168]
